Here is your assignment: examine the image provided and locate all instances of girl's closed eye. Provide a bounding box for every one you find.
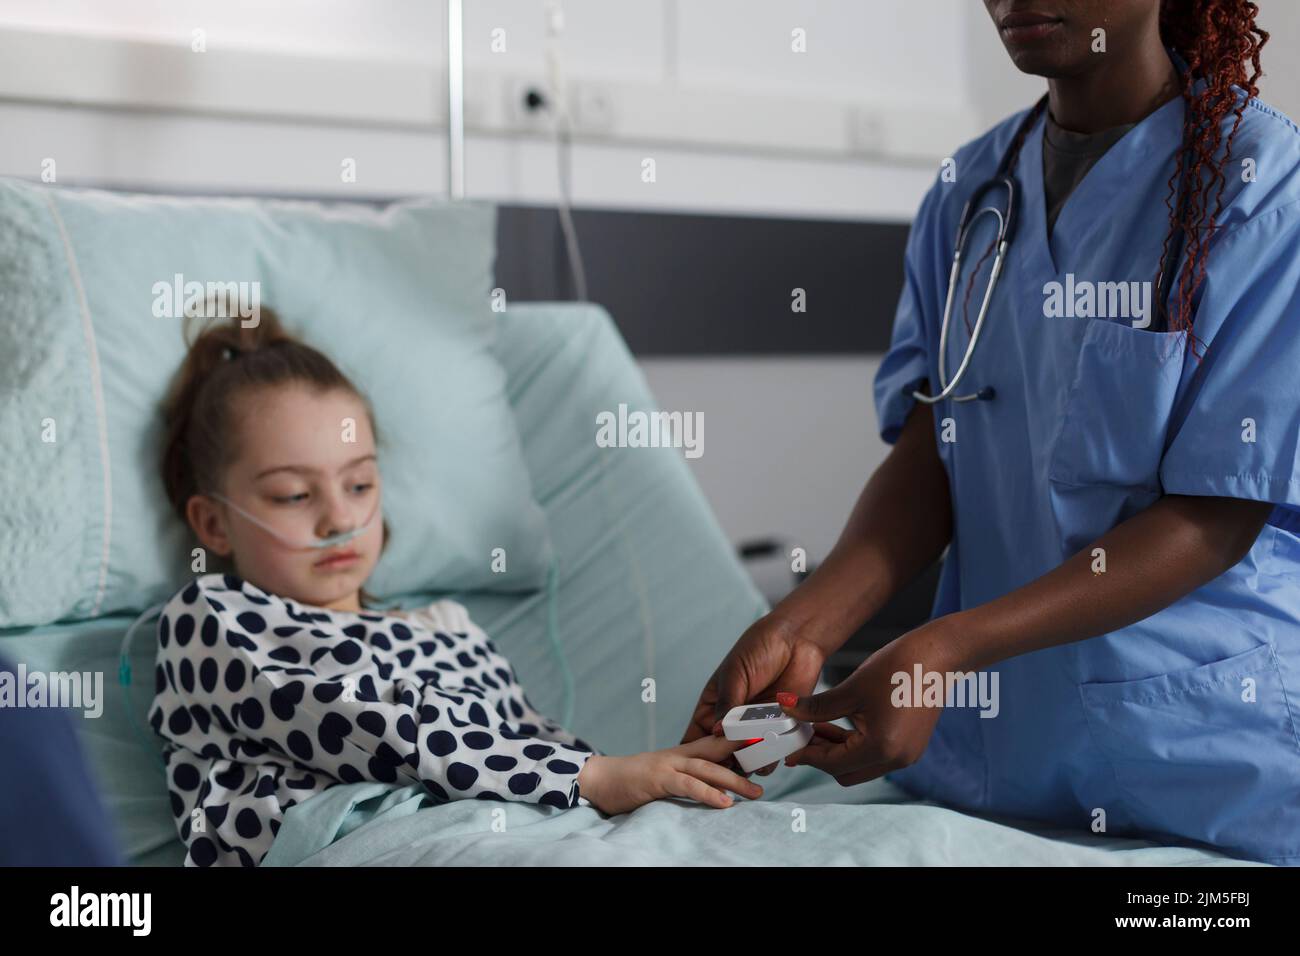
[269,490,310,505]
[263,476,374,507]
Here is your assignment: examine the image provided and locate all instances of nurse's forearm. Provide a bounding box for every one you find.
[772,402,953,653]
[935,494,1275,674]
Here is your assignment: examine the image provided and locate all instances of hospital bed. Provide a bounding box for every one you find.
[0,181,1263,866]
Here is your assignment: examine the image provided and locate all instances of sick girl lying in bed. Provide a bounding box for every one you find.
[148,308,762,866]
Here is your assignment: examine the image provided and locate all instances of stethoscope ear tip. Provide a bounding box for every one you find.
[976,386,996,401]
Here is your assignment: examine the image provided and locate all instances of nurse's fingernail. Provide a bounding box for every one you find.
[711,720,722,735]
[776,692,797,707]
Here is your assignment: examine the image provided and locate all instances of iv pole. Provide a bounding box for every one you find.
[447,0,465,199]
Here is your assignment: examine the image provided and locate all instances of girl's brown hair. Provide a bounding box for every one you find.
[159,305,387,606]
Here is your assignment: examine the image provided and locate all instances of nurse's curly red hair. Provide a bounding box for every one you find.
[1159,0,1269,356]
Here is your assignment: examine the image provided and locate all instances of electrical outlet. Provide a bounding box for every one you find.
[571,82,616,135]
[848,106,886,156]
[506,77,553,132]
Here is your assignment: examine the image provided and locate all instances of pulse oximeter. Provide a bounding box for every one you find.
[721,702,814,773]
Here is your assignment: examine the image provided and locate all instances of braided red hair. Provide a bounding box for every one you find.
[1159,0,1269,356]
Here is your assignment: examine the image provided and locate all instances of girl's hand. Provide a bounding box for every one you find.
[776,624,951,786]
[578,735,765,816]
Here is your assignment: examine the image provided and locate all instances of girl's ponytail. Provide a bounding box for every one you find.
[159,306,358,521]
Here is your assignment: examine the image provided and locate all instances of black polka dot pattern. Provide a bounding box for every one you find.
[147,573,602,867]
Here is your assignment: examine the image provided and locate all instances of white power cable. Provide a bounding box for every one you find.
[543,0,589,302]
[447,0,465,199]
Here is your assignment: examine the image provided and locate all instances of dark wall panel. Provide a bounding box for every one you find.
[495,204,909,356]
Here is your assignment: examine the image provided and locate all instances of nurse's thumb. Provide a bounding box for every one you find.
[776,688,849,724]
[711,659,750,731]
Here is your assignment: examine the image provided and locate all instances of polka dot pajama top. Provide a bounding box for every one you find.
[147,573,602,867]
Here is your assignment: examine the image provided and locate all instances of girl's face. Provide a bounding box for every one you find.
[187,384,384,611]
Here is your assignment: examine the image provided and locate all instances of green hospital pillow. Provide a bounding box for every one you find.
[0,179,551,626]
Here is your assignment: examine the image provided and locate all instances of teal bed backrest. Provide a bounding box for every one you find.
[478,302,767,757]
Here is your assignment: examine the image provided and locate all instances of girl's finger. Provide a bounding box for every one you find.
[680,757,763,800]
[677,733,750,761]
[669,771,734,809]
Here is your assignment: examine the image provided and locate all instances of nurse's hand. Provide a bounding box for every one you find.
[774,625,949,786]
[679,613,828,776]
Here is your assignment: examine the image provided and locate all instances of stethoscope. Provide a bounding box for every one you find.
[911,92,1191,405]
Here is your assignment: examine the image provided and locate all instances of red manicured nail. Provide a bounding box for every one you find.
[776,692,797,707]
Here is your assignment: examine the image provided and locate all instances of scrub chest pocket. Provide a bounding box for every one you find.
[1080,641,1300,863]
[1045,319,1188,554]
[1048,318,1186,490]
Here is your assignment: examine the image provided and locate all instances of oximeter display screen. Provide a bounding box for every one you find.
[740,704,783,721]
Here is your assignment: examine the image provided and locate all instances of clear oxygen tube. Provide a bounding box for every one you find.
[208,492,381,551]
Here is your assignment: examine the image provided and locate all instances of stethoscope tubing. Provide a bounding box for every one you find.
[918,207,1008,405]
[909,90,1191,409]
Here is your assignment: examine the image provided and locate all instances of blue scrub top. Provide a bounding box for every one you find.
[873,73,1300,865]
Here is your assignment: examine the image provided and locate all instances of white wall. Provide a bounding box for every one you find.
[4,0,1296,570]
[962,2,1300,132]
[641,356,887,564]
[0,0,971,216]
[0,0,443,57]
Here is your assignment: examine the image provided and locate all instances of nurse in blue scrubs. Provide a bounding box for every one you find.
[686,0,1300,865]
